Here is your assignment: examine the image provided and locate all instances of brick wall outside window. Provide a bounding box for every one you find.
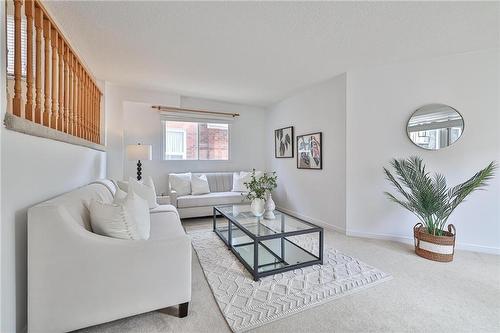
[164,121,229,160]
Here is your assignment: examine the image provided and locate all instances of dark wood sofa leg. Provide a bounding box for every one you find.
[179,302,189,318]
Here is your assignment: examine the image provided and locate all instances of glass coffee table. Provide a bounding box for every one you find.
[213,204,324,281]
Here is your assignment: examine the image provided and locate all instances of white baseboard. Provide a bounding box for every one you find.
[276,206,346,234]
[346,229,500,255]
[274,207,499,255]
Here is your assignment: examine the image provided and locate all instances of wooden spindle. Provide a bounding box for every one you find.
[25,0,35,120]
[79,64,85,139]
[87,77,91,141]
[75,64,80,138]
[50,27,58,129]
[64,45,70,133]
[92,85,97,143]
[43,17,51,127]
[34,5,43,124]
[13,0,23,116]
[87,76,91,141]
[97,93,101,144]
[71,54,77,136]
[91,84,96,142]
[83,73,88,140]
[69,53,74,135]
[78,64,83,138]
[58,38,64,131]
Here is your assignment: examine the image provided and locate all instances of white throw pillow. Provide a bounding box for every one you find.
[113,188,127,203]
[128,177,159,209]
[232,171,250,192]
[232,171,263,192]
[191,174,210,195]
[116,180,129,192]
[89,191,150,240]
[169,172,192,196]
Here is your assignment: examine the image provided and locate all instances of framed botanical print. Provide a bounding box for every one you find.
[297,132,322,169]
[275,126,294,158]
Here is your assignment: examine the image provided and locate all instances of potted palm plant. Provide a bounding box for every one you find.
[384,156,496,262]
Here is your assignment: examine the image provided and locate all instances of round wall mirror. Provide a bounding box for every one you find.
[407,104,464,150]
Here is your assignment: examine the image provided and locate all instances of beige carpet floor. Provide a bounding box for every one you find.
[77,217,500,333]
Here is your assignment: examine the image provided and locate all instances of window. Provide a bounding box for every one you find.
[163,120,229,160]
[165,128,187,160]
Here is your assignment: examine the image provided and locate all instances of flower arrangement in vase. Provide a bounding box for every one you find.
[244,169,278,218]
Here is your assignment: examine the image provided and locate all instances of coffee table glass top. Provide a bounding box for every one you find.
[215,204,317,237]
[214,204,324,281]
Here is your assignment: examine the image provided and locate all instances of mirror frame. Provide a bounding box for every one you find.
[406,103,465,151]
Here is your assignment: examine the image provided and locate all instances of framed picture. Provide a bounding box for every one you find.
[275,126,294,158]
[297,132,322,169]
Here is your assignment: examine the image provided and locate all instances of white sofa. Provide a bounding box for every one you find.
[27,180,192,333]
[170,172,249,218]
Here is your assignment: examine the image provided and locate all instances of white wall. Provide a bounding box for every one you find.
[1,125,106,333]
[104,83,181,181]
[122,97,268,194]
[0,7,106,332]
[346,49,500,253]
[266,74,347,232]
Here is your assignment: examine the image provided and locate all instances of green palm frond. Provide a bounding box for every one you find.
[384,157,496,235]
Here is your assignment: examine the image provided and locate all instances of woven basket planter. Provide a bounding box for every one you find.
[413,223,456,262]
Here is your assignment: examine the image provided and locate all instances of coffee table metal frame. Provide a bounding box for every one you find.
[213,205,324,281]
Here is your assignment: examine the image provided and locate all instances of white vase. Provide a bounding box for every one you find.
[251,198,265,217]
[263,193,276,219]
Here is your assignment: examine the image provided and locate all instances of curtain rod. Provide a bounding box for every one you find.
[151,105,240,118]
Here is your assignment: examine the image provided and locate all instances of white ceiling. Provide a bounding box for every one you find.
[44,1,499,106]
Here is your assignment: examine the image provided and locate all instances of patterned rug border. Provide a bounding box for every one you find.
[188,229,393,333]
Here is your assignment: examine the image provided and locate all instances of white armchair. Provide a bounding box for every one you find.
[27,180,191,333]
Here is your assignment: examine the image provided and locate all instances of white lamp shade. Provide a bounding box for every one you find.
[126,144,152,161]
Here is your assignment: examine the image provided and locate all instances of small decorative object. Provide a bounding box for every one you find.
[384,156,496,262]
[126,143,152,181]
[264,192,276,219]
[275,126,294,158]
[297,132,322,169]
[407,104,464,150]
[250,198,265,217]
[244,170,278,218]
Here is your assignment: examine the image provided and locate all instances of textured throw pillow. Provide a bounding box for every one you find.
[191,174,210,195]
[89,191,150,240]
[128,177,159,209]
[169,172,192,196]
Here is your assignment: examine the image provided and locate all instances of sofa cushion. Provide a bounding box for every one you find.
[177,191,246,208]
[192,172,234,193]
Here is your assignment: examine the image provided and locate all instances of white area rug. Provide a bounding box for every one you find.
[189,230,392,332]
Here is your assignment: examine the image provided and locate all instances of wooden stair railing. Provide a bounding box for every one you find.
[8,0,103,144]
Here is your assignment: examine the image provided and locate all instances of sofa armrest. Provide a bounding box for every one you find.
[169,189,178,207]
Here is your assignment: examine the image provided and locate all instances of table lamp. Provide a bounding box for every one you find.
[126,143,152,181]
